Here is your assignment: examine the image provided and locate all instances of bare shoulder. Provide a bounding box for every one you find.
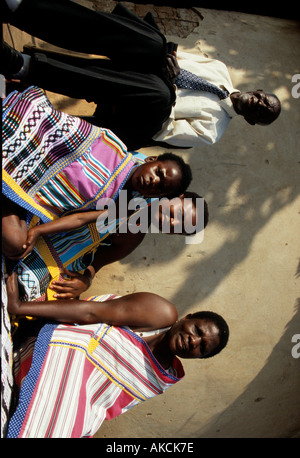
[105,291,178,329]
[132,292,178,327]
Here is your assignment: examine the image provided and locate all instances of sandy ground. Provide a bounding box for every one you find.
[3,1,300,438]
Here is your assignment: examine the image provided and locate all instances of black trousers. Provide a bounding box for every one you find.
[3,1,176,148]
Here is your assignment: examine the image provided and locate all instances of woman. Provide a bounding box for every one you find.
[6,272,229,438]
[2,86,192,259]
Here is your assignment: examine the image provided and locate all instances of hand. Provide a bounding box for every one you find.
[165,51,180,83]
[49,268,92,300]
[21,226,40,258]
[6,271,22,315]
[6,226,40,260]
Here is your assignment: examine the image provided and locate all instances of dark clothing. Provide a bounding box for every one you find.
[3,1,176,149]
[4,1,166,71]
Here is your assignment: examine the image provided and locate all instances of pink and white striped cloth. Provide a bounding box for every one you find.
[8,296,184,438]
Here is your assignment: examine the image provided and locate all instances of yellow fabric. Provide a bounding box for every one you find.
[2,170,57,221]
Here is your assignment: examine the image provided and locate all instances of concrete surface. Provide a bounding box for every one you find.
[3,2,300,438]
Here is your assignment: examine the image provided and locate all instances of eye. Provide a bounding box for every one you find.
[195,326,202,336]
[156,167,164,179]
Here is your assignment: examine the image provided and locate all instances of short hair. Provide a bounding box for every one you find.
[190,310,229,358]
[157,152,192,196]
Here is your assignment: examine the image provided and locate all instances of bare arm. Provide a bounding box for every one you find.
[20,210,107,259]
[6,272,177,328]
[88,230,146,279]
[51,230,146,299]
[33,210,106,237]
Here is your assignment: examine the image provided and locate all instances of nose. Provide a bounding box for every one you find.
[190,335,201,350]
[147,171,159,186]
[258,98,265,108]
[250,94,258,105]
[151,172,160,184]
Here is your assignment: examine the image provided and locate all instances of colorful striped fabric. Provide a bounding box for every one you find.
[7,296,184,438]
[2,86,136,223]
[2,87,151,301]
[1,258,13,438]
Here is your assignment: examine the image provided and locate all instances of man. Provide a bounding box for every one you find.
[1,0,175,149]
[1,0,281,149]
[152,50,281,147]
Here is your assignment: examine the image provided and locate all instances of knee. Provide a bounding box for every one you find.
[2,215,28,258]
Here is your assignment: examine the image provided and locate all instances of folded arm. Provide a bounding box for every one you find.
[51,230,146,299]
[6,272,177,329]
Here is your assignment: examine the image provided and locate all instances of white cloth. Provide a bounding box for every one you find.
[152,50,239,147]
[5,0,23,12]
[1,258,13,438]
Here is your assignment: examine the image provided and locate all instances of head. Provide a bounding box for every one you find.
[168,311,229,359]
[130,153,192,198]
[151,191,209,235]
[231,90,281,125]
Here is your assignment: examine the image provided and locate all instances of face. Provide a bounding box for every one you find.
[232,90,279,125]
[167,315,221,359]
[131,157,182,198]
[152,197,197,234]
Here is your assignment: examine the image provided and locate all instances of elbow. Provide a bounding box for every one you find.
[77,309,98,325]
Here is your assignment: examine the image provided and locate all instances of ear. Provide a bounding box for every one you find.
[145,155,158,163]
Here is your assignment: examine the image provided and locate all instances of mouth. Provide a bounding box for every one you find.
[248,96,257,108]
[238,93,255,111]
[139,175,151,190]
[179,334,188,352]
[245,95,259,114]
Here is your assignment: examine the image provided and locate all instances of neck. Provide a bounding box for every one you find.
[230,92,242,114]
[148,332,174,369]
[123,173,134,192]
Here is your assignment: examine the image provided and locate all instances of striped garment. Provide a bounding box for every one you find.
[2,86,136,223]
[2,87,152,301]
[14,176,152,302]
[7,295,184,438]
[1,258,13,438]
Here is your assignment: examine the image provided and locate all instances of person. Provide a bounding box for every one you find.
[1,181,206,437]
[1,1,281,149]
[5,271,229,438]
[48,190,208,300]
[1,0,176,150]
[3,188,208,302]
[152,51,281,147]
[2,85,192,259]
